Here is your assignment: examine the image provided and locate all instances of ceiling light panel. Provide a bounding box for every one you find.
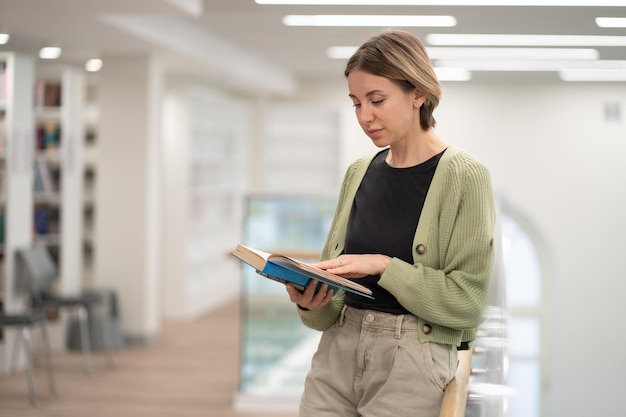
[39,47,62,59]
[433,59,626,71]
[596,17,626,28]
[0,33,9,45]
[559,69,626,81]
[258,0,626,6]
[327,46,599,60]
[427,34,626,47]
[427,47,599,60]
[434,67,472,81]
[85,59,103,72]
[283,15,457,27]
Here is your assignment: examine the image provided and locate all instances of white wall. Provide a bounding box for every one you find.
[281,76,626,416]
[434,81,626,417]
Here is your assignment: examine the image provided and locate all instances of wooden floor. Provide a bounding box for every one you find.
[0,299,298,417]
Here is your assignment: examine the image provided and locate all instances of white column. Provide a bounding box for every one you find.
[0,52,34,371]
[95,55,162,344]
[3,53,34,311]
[59,66,85,296]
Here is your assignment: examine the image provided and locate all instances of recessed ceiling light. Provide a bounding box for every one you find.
[283,15,457,27]
[258,0,626,6]
[426,34,626,47]
[0,33,9,45]
[85,59,103,72]
[39,47,62,60]
[596,17,626,28]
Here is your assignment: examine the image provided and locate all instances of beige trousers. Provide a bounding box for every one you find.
[299,305,457,417]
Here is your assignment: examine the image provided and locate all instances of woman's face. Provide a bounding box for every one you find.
[347,70,424,148]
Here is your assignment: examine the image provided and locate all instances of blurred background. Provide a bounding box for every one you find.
[0,1,625,416]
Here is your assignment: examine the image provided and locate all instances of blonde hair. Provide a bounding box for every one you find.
[345,29,441,130]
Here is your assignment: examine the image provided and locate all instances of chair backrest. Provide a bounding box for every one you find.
[15,246,58,301]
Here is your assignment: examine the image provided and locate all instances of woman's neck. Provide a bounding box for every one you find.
[386,129,448,168]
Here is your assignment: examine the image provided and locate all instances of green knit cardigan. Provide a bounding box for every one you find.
[297,145,496,347]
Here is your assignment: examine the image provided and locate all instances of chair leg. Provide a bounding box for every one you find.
[10,327,22,375]
[77,306,93,374]
[101,316,116,369]
[39,321,57,396]
[20,326,37,406]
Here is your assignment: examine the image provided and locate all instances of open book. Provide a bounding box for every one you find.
[232,244,374,299]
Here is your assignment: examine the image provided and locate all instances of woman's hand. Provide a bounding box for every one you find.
[314,254,392,279]
[286,280,333,310]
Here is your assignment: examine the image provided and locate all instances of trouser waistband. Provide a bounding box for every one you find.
[339,305,419,339]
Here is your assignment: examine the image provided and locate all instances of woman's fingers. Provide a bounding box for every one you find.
[285,281,333,310]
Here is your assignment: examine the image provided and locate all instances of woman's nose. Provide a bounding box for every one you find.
[358,105,374,124]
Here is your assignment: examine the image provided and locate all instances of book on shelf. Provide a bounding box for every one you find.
[36,120,61,150]
[35,81,62,107]
[34,157,55,195]
[33,207,49,235]
[232,244,374,299]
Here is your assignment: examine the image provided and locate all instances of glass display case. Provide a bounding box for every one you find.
[238,194,336,401]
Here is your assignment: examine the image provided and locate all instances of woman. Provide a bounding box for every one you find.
[286,29,496,417]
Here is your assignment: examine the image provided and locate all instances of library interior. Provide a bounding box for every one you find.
[1,1,625,417]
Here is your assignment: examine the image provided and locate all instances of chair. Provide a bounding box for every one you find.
[15,246,115,374]
[439,348,474,417]
[0,310,56,405]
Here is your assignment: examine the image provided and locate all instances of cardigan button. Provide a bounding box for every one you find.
[422,324,432,334]
[416,244,426,255]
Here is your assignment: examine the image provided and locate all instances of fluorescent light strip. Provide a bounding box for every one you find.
[429,47,599,60]
[327,46,599,60]
[434,67,472,81]
[596,17,626,28]
[283,15,457,27]
[258,0,626,6]
[559,69,626,81]
[427,34,626,47]
[0,33,9,45]
[327,46,358,59]
[433,59,626,71]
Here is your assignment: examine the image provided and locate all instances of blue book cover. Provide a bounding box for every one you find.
[232,244,374,299]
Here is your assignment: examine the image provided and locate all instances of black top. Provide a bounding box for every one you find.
[344,148,444,314]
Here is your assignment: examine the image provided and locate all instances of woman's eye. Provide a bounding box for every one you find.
[372,99,384,105]
[352,103,361,108]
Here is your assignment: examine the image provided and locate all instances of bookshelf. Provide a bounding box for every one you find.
[32,65,86,349]
[0,52,35,372]
[162,83,251,318]
[33,101,62,251]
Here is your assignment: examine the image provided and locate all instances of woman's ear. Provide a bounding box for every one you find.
[413,90,427,108]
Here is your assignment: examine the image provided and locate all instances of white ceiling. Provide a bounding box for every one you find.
[1,0,625,93]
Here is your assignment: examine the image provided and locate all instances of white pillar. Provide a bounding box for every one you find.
[59,66,85,296]
[95,55,162,344]
[0,52,34,372]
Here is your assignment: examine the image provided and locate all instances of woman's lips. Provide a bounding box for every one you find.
[367,128,383,139]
